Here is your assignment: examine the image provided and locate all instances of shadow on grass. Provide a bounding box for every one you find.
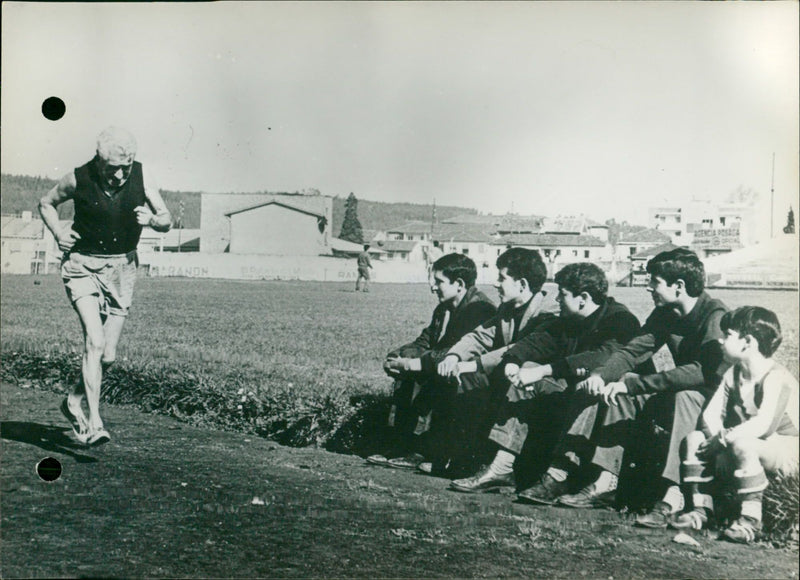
[0,421,98,463]
[324,394,398,457]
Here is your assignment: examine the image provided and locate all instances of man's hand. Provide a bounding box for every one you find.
[696,433,725,460]
[504,363,521,387]
[134,205,155,226]
[600,382,628,406]
[437,354,461,382]
[576,375,606,396]
[383,357,408,377]
[57,228,81,252]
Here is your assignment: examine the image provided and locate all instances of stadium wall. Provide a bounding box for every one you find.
[145,253,503,284]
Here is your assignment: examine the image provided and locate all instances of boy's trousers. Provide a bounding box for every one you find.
[553,390,707,484]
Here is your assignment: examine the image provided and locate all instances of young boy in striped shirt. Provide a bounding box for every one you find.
[672,306,798,543]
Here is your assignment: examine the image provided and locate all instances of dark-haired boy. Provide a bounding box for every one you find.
[672,306,798,543]
[520,249,730,525]
[429,248,560,476]
[368,253,496,468]
[449,262,643,492]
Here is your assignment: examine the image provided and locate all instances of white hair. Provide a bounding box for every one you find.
[96,126,137,165]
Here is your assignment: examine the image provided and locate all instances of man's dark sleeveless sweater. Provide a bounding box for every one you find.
[71,159,146,255]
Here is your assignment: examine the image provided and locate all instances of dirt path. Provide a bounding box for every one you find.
[1,383,796,579]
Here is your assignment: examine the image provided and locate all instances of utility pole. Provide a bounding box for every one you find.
[430,198,436,238]
[177,199,185,252]
[770,153,775,238]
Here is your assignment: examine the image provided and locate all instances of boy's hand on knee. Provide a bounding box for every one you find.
[577,375,605,396]
[697,431,726,459]
[601,382,628,406]
[437,355,460,378]
[383,357,406,377]
[504,363,521,387]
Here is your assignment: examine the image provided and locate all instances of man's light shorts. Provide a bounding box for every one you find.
[61,251,137,317]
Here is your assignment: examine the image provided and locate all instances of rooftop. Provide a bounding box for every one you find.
[495,233,606,247]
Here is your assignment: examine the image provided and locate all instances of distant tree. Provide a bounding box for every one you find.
[784,206,795,234]
[727,185,760,206]
[339,192,364,243]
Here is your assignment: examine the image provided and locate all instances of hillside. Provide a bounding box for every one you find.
[1,174,474,234]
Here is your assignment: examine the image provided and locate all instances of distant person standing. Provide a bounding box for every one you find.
[356,244,373,292]
[38,126,172,445]
[426,241,444,282]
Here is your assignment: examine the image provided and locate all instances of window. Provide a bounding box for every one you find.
[572,250,578,257]
[462,247,469,255]
[675,231,682,237]
[584,250,590,258]
[544,249,551,258]
[720,217,726,226]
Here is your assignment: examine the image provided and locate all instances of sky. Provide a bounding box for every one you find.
[2,1,798,226]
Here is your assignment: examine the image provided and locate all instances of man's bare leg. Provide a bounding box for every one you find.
[73,296,106,432]
[102,313,127,368]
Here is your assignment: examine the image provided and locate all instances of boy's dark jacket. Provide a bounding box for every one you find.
[596,291,729,397]
[387,286,497,374]
[503,296,647,381]
[445,283,561,374]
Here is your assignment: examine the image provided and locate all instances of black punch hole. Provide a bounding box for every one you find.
[37,457,62,482]
[42,97,66,121]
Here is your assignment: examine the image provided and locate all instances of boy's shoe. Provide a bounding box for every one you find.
[449,465,515,493]
[634,501,676,528]
[668,509,710,531]
[60,398,90,444]
[557,482,617,509]
[87,428,111,447]
[417,461,434,475]
[517,473,570,505]
[366,454,391,466]
[721,517,761,544]
[387,453,426,470]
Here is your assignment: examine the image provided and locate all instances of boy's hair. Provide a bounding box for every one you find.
[721,306,783,357]
[496,247,547,294]
[433,253,478,288]
[646,248,705,297]
[554,262,608,304]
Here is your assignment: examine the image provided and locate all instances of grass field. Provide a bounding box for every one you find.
[2,274,798,544]
[2,275,798,445]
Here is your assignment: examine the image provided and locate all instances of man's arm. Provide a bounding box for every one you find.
[445,313,501,362]
[700,370,732,437]
[624,309,727,396]
[555,310,641,379]
[503,324,564,368]
[137,170,172,233]
[724,369,798,442]
[593,310,668,383]
[419,301,497,373]
[38,172,80,252]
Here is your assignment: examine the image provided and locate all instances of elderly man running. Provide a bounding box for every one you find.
[39,127,172,445]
